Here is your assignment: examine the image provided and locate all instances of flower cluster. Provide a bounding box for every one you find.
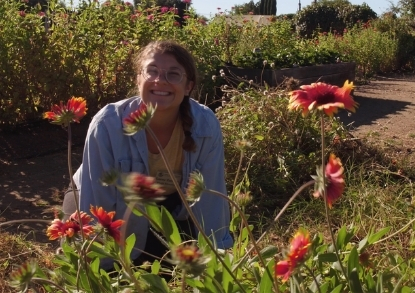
[123,102,155,135]
[47,207,125,244]
[275,229,311,282]
[171,244,210,277]
[118,172,165,204]
[47,211,94,240]
[288,80,357,117]
[43,97,87,127]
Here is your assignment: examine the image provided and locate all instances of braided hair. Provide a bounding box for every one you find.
[133,40,197,152]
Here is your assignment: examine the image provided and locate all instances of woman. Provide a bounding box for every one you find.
[63,40,232,267]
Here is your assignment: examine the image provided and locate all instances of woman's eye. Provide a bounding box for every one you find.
[168,71,181,77]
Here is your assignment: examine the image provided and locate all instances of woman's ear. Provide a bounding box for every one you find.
[186,81,194,95]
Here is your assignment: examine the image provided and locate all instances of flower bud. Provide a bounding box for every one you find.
[235,192,253,207]
[186,171,205,202]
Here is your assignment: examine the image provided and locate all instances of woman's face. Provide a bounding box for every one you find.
[137,52,193,113]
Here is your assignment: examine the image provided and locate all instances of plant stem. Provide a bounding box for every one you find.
[119,203,145,293]
[181,271,186,293]
[374,217,415,245]
[67,124,93,292]
[146,127,247,293]
[319,115,348,280]
[0,219,51,227]
[302,264,322,293]
[206,189,279,293]
[31,278,69,293]
[232,180,315,272]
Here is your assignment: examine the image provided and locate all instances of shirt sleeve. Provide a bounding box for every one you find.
[191,116,233,250]
[78,120,118,214]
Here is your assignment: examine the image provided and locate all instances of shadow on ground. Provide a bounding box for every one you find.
[337,94,412,130]
[0,120,89,243]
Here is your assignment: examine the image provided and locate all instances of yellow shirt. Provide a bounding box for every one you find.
[148,118,184,195]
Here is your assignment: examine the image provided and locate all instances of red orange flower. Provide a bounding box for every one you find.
[275,229,311,282]
[288,80,357,117]
[90,206,125,244]
[123,103,155,135]
[43,97,87,126]
[46,211,93,240]
[119,172,165,204]
[313,154,345,208]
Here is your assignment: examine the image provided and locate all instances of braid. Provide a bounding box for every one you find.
[180,96,196,152]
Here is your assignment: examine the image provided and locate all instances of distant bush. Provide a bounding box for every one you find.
[295,2,377,38]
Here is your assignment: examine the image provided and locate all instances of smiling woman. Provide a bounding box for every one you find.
[61,40,233,273]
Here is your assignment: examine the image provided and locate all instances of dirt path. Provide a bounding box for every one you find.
[340,75,415,152]
[0,74,414,242]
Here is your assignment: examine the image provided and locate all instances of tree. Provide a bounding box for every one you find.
[398,0,415,16]
[259,0,276,15]
[232,0,260,15]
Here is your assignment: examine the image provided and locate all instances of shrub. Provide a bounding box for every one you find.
[295,1,377,38]
[316,21,397,77]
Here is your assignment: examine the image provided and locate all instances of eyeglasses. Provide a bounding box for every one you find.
[141,65,186,84]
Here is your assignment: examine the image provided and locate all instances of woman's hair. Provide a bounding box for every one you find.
[133,40,197,152]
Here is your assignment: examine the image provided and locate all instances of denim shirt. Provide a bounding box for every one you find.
[73,97,233,262]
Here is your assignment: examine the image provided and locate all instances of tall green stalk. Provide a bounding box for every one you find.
[319,114,348,282]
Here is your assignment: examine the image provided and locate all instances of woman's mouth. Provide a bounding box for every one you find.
[151,90,171,96]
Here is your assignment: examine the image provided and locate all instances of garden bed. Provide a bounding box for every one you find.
[224,62,356,87]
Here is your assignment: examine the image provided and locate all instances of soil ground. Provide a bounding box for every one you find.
[0,74,415,244]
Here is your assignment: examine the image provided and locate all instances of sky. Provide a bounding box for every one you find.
[69,0,399,17]
[191,0,398,18]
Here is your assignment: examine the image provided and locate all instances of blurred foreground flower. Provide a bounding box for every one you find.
[118,172,165,204]
[313,154,345,208]
[43,97,87,126]
[9,260,37,292]
[90,206,125,244]
[186,171,205,202]
[123,103,155,135]
[171,244,210,277]
[288,80,357,117]
[275,229,311,282]
[47,211,94,240]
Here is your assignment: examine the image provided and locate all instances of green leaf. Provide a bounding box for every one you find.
[357,236,368,252]
[186,278,206,289]
[401,286,413,293]
[330,284,343,293]
[336,225,347,249]
[247,245,278,265]
[254,134,264,140]
[259,259,275,293]
[222,254,233,292]
[347,246,359,277]
[151,260,161,274]
[318,253,338,263]
[368,227,391,244]
[140,273,170,293]
[161,206,181,245]
[124,234,136,266]
[336,225,354,249]
[349,268,364,293]
[144,203,163,232]
[87,242,114,259]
